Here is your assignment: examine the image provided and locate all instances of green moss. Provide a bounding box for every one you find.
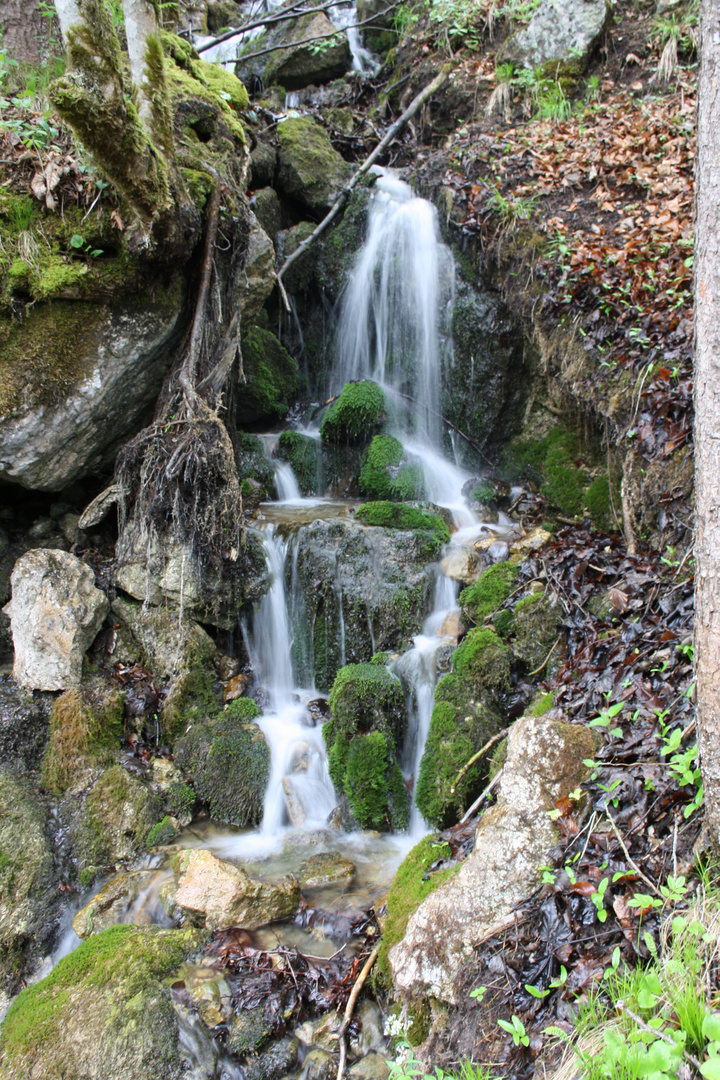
[146,815,177,846]
[78,766,162,867]
[358,435,424,501]
[180,166,215,211]
[501,426,588,518]
[174,703,269,827]
[376,836,458,986]
[237,327,299,424]
[355,501,450,547]
[343,731,409,831]
[470,481,497,505]
[459,561,519,625]
[0,924,206,1063]
[237,431,275,498]
[453,628,511,694]
[195,58,249,111]
[512,594,560,669]
[585,475,615,532]
[166,781,196,819]
[321,380,386,445]
[277,430,319,495]
[161,30,248,142]
[275,116,351,212]
[529,691,554,716]
[327,662,406,748]
[42,684,124,795]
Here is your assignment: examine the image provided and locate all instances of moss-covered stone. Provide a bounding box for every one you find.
[320,380,386,445]
[501,426,589,518]
[276,115,351,216]
[76,765,163,868]
[237,431,275,500]
[174,699,270,827]
[511,593,560,669]
[359,435,424,501]
[376,836,458,987]
[42,683,124,795]
[237,327,299,425]
[355,502,450,553]
[324,663,408,831]
[585,474,616,532]
[0,924,207,1080]
[452,628,511,695]
[459,561,519,625]
[277,430,320,495]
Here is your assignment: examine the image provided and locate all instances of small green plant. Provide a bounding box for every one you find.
[588,700,624,738]
[485,186,536,223]
[498,1015,529,1047]
[535,79,572,123]
[591,877,609,922]
[70,234,104,259]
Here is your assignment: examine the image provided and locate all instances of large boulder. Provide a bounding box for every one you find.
[237,13,350,91]
[0,924,207,1080]
[171,849,300,930]
[276,117,352,217]
[3,549,109,691]
[237,326,300,426]
[500,0,608,73]
[0,289,184,491]
[389,714,599,1002]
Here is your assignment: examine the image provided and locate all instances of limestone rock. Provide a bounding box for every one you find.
[283,776,307,827]
[500,0,608,72]
[224,672,250,700]
[4,549,108,691]
[390,714,600,1002]
[241,211,276,323]
[245,1036,299,1080]
[436,609,465,641]
[276,116,352,217]
[440,547,479,585]
[297,852,356,888]
[252,186,283,240]
[510,526,553,555]
[72,869,162,939]
[299,1047,336,1080]
[349,1054,391,1080]
[111,596,216,679]
[173,848,300,930]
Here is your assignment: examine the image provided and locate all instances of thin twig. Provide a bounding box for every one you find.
[450,729,508,794]
[528,636,560,677]
[616,1001,703,1073]
[606,813,662,897]
[196,0,355,52]
[335,944,380,1079]
[460,768,502,824]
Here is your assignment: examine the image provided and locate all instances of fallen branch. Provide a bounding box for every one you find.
[459,767,502,824]
[527,635,560,676]
[335,944,380,1079]
[196,0,356,53]
[205,2,402,66]
[450,729,508,795]
[276,63,454,311]
[606,813,662,897]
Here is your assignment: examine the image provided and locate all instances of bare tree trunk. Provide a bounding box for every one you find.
[123,0,159,123]
[53,0,81,43]
[694,2,720,842]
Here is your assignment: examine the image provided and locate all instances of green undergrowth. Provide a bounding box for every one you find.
[453,628,512,694]
[459,562,519,625]
[377,835,458,987]
[321,380,386,444]
[359,435,424,501]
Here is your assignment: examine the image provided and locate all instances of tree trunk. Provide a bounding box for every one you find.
[123,0,159,123]
[53,0,81,43]
[0,0,57,66]
[694,2,720,841]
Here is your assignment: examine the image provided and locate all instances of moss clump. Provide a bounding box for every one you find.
[355,501,450,550]
[376,836,458,986]
[470,481,497,505]
[459,561,519,625]
[161,30,248,143]
[529,691,554,716]
[146,815,177,846]
[0,924,207,1076]
[359,436,424,501]
[324,663,408,831]
[585,475,615,532]
[501,427,587,518]
[166,781,196,819]
[77,766,162,867]
[160,629,221,741]
[174,701,269,827]
[237,431,275,499]
[237,327,299,425]
[42,685,124,795]
[276,116,351,214]
[277,430,319,495]
[511,594,560,669]
[452,628,511,695]
[321,381,386,445]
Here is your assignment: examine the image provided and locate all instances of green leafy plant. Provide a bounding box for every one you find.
[70,234,104,259]
[498,1015,529,1047]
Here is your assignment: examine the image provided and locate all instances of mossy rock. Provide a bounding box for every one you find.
[500,426,590,518]
[174,699,270,827]
[585,474,617,532]
[277,430,320,495]
[459,561,519,625]
[0,924,208,1080]
[324,663,408,831]
[228,1006,273,1056]
[42,683,124,795]
[355,501,450,555]
[237,327,299,425]
[511,593,560,669]
[359,436,424,501]
[75,766,163,869]
[376,836,458,987]
[161,30,248,145]
[237,431,276,500]
[276,116,351,216]
[320,381,386,445]
[452,628,511,695]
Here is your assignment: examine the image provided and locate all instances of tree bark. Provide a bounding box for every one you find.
[123,0,159,123]
[53,0,81,43]
[0,0,57,66]
[694,2,720,842]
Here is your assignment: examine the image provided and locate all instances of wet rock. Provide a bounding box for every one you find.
[276,116,352,216]
[172,848,300,930]
[440,547,479,585]
[349,1053,391,1080]
[283,776,307,826]
[75,765,163,867]
[60,512,84,547]
[224,672,249,700]
[0,679,51,773]
[327,798,360,832]
[500,0,608,73]
[290,742,310,772]
[72,869,164,939]
[0,925,207,1079]
[237,326,300,427]
[297,852,355,889]
[299,1047,336,1080]
[228,1005,272,1054]
[312,1011,341,1049]
[436,610,465,641]
[182,963,233,1028]
[249,141,277,188]
[512,594,561,668]
[390,715,600,1002]
[29,517,53,539]
[3,549,109,691]
[242,211,276,323]
[487,540,510,563]
[252,186,282,240]
[348,1000,386,1057]
[241,476,264,513]
[263,14,350,90]
[510,526,553,555]
[245,1035,299,1080]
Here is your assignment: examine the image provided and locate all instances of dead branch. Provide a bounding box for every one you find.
[450,729,508,795]
[334,944,380,1079]
[276,64,454,310]
[196,0,356,53]
[459,767,502,824]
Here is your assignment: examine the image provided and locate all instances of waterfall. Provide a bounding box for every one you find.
[257,434,303,502]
